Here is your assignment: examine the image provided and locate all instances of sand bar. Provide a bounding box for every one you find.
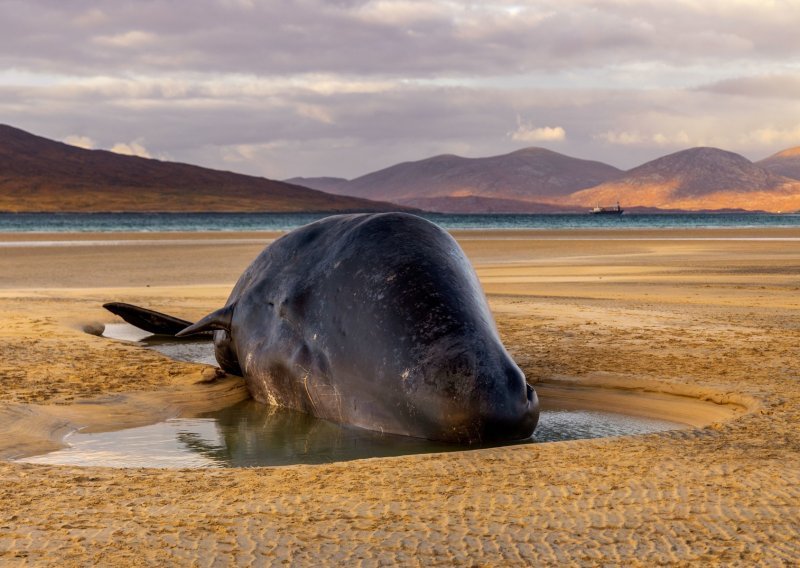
[0,228,798,565]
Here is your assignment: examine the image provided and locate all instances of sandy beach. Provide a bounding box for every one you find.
[0,227,798,565]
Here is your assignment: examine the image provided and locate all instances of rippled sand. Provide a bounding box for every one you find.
[0,227,798,565]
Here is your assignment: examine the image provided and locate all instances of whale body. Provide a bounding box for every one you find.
[108,213,539,443]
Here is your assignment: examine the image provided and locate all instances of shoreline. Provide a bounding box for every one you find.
[0,228,797,564]
[3,225,800,237]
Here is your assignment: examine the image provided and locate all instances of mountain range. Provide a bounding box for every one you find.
[3,123,800,213]
[0,124,399,213]
[293,147,622,202]
[292,146,800,213]
[758,147,800,180]
[565,147,800,212]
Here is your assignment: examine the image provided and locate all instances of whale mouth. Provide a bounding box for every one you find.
[521,382,540,439]
[462,383,539,444]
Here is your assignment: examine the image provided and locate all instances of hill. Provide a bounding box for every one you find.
[0,125,401,213]
[315,148,623,212]
[563,147,800,212]
[757,147,800,180]
[397,195,578,214]
[283,176,350,194]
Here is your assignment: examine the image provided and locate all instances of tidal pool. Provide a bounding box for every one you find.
[20,399,681,468]
[17,324,684,468]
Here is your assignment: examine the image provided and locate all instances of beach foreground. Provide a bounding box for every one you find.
[0,228,798,565]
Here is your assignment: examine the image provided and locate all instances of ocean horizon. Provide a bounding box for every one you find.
[1,211,799,233]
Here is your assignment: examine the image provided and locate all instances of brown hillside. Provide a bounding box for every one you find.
[396,195,577,214]
[319,148,623,209]
[0,125,402,213]
[757,147,800,180]
[283,176,350,194]
[564,147,800,212]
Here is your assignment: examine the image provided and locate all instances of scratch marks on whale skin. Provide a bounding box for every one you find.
[298,366,319,415]
[244,352,256,376]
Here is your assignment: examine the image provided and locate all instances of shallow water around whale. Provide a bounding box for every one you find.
[18,325,682,469]
[21,400,680,468]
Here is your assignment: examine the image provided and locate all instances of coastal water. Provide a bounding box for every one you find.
[1,211,799,232]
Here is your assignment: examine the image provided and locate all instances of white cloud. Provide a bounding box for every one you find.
[354,1,453,26]
[220,0,256,8]
[93,30,157,48]
[294,103,335,124]
[220,141,287,163]
[110,140,151,158]
[739,124,800,146]
[300,75,397,96]
[599,130,691,146]
[597,130,643,145]
[63,135,95,149]
[509,118,565,143]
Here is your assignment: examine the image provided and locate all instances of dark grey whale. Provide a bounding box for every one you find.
[106,213,539,443]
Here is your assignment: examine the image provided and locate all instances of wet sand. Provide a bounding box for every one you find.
[0,228,798,565]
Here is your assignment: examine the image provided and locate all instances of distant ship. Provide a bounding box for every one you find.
[589,202,624,215]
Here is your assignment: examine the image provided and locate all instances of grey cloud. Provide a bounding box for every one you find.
[3,1,800,179]
[698,74,800,99]
[1,1,799,78]
[6,76,798,179]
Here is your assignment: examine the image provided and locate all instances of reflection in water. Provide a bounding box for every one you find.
[143,337,217,366]
[19,400,680,469]
[31,323,683,468]
[183,400,461,467]
[101,323,217,365]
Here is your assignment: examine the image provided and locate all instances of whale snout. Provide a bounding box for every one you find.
[422,354,540,444]
[476,381,539,443]
[472,367,539,443]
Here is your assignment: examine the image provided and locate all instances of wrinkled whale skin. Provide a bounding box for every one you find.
[198,213,539,443]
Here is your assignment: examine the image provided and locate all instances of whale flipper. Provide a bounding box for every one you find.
[175,304,235,337]
[103,302,205,337]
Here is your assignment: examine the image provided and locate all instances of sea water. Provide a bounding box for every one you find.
[1,212,799,233]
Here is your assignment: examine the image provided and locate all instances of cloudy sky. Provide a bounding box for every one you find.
[2,0,800,179]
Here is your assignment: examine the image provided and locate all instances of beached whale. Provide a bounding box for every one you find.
[105,213,539,443]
